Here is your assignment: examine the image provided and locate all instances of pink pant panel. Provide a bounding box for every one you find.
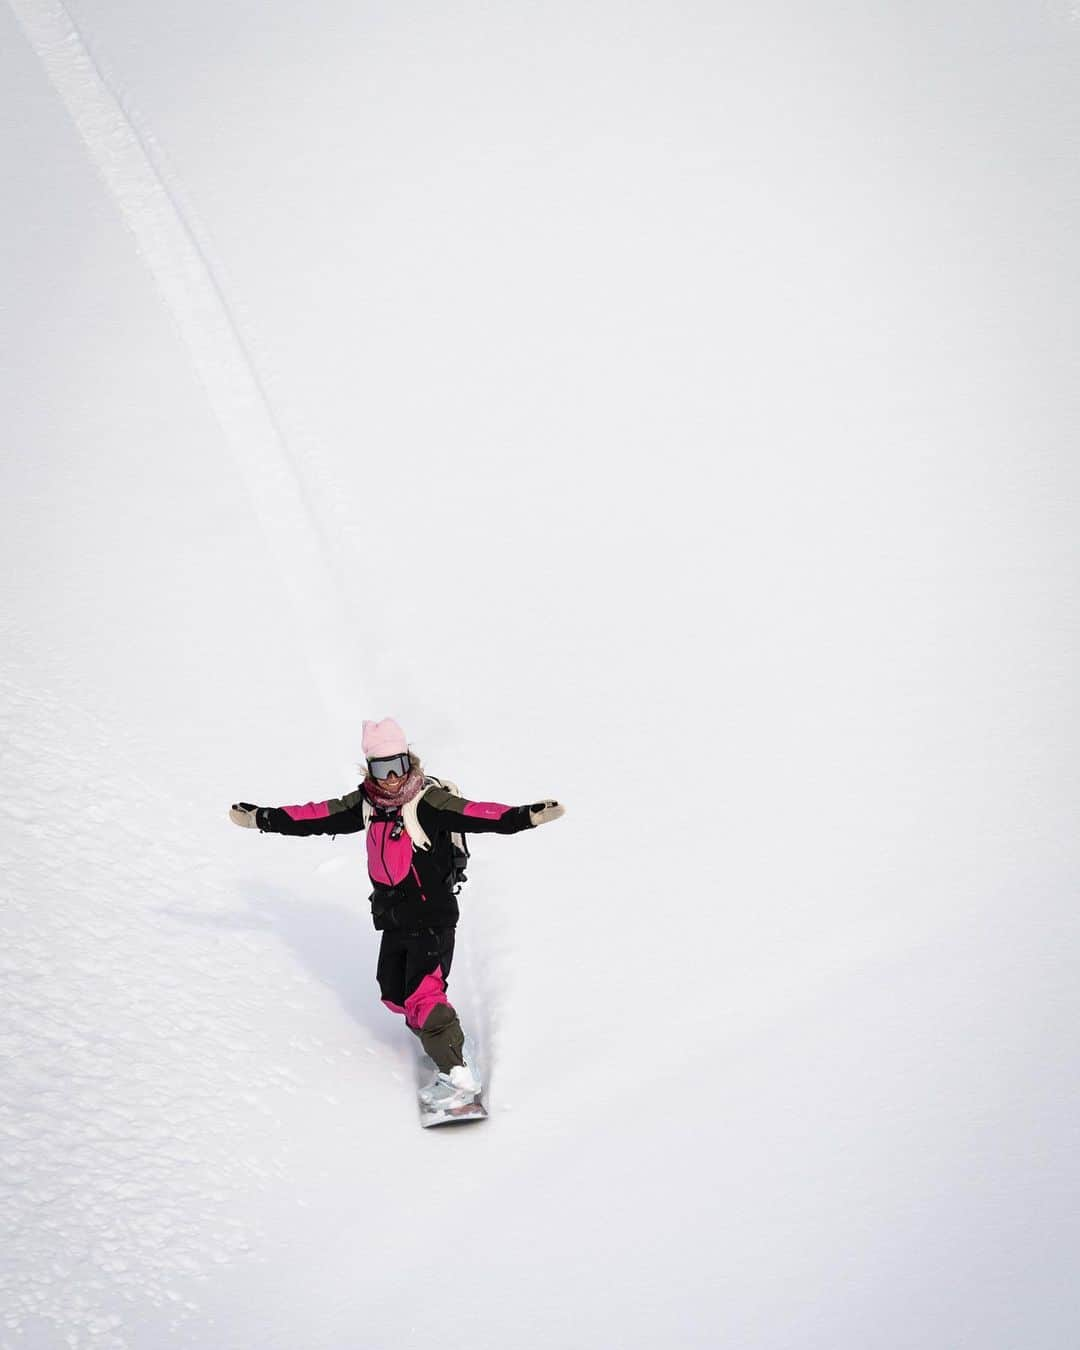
[381,998,407,1016]
[403,967,450,1030]
[283,800,330,821]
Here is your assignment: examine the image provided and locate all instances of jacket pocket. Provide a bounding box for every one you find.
[370,885,401,931]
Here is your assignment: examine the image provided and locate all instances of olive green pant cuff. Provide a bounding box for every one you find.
[417,1002,465,1073]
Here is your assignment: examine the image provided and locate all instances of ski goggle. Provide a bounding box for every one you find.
[368,752,411,781]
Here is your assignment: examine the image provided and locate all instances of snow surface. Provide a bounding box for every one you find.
[2,1,1079,1346]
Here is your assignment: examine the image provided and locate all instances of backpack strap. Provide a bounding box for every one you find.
[402,775,460,853]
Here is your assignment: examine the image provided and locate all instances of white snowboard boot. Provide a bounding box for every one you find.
[420,1062,480,1107]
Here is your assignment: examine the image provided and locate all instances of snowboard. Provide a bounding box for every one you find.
[419,1091,487,1128]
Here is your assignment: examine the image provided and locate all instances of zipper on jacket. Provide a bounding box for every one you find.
[378,821,391,882]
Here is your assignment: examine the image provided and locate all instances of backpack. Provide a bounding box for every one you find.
[361,775,470,894]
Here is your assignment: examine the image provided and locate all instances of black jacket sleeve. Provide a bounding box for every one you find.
[257,786,367,837]
[417,787,533,838]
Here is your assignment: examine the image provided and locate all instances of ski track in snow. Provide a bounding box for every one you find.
[5,0,360,727]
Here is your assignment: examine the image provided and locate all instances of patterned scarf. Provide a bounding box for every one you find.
[364,766,426,811]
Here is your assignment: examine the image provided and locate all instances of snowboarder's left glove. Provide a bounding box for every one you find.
[229,802,262,829]
[528,801,565,827]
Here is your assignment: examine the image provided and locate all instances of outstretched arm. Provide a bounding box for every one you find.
[229,787,367,837]
[418,786,565,837]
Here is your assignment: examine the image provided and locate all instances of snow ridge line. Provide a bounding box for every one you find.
[8,0,359,724]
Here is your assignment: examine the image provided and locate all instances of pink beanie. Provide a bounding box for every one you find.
[362,717,409,760]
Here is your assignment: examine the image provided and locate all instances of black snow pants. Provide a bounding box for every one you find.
[376,925,456,1015]
[375,926,464,1073]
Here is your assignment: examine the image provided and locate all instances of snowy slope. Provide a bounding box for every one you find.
[2,1,1080,1347]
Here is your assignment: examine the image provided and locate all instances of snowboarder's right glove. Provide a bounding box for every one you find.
[229,802,263,829]
[528,800,565,827]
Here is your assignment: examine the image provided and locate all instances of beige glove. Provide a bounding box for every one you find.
[229,802,260,829]
[528,800,565,827]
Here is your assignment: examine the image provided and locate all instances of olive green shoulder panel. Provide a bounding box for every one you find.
[424,785,468,815]
[327,786,366,815]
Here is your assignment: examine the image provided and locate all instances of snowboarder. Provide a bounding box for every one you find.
[228,717,565,1109]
